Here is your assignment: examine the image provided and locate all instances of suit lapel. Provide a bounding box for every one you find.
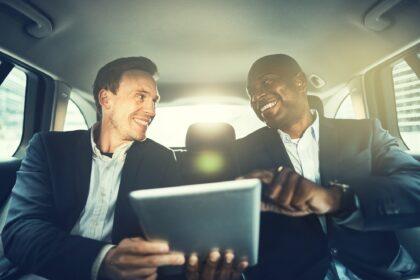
[261,127,294,170]
[319,117,339,186]
[112,140,147,243]
[71,130,93,228]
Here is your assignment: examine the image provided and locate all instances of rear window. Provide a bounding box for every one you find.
[335,93,356,119]
[147,103,264,147]
[392,55,420,152]
[0,66,26,158]
[63,98,88,131]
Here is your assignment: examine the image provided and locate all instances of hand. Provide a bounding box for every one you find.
[99,237,185,280]
[186,251,248,280]
[240,167,343,216]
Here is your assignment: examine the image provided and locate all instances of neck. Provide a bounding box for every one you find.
[280,110,314,139]
[96,119,131,153]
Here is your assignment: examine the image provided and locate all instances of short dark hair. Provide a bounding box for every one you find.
[93,56,158,120]
[247,54,302,86]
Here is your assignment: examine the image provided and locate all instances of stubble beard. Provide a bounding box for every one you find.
[109,114,134,142]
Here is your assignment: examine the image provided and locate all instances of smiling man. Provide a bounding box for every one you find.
[236,54,420,280]
[1,57,187,280]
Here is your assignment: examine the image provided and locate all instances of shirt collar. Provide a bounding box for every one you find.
[278,109,320,144]
[90,123,134,160]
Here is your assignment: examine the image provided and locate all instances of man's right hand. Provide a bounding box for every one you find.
[239,167,343,216]
[186,251,248,280]
[99,237,185,280]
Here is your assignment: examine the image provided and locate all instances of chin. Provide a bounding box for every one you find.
[265,119,279,129]
[127,130,146,141]
[134,133,146,141]
[127,124,147,141]
[264,115,287,129]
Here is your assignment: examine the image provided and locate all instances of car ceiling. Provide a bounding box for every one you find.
[0,0,419,103]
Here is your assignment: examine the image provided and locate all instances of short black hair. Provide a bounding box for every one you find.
[93,56,158,120]
[247,54,302,86]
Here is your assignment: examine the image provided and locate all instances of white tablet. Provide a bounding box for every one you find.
[129,179,261,266]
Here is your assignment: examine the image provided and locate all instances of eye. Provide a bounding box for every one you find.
[136,93,145,101]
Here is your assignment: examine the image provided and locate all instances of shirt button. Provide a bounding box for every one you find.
[330,247,338,256]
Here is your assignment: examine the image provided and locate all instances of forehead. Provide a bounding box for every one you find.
[247,60,297,87]
[119,70,157,90]
[247,73,286,88]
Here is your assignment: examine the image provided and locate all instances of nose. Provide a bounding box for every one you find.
[143,100,156,118]
[251,91,267,103]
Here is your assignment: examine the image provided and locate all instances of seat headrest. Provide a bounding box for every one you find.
[186,122,236,150]
[307,95,324,116]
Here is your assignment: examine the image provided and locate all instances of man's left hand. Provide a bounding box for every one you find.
[242,167,343,216]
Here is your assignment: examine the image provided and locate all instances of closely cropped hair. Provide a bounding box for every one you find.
[93,56,158,120]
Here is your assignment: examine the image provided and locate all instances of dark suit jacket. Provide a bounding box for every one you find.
[1,130,181,280]
[234,117,420,280]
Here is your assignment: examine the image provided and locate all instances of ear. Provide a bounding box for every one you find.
[293,72,307,93]
[98,89,112,112]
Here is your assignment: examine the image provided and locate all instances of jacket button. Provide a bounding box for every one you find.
[330,247,338,256]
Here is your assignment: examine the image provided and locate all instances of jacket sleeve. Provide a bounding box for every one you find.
[346,119,420,231]
[2,133,107,280]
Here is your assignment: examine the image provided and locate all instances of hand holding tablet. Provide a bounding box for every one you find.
[129,179,261,270]
[186,251,248,280]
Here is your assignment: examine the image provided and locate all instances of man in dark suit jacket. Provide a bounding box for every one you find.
[236,54,420,280]
[1,56,246,280]
[1,57,189,280]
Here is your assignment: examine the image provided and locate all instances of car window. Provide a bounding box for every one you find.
[63,98,88,131]
[147,103,264,147]
[0,66,27,158]
[392,55,420,152]
[335,94,356,119]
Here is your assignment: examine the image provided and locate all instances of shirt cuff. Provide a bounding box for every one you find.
[91,244,115,280]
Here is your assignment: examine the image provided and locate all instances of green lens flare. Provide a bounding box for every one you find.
[194,151,225,174]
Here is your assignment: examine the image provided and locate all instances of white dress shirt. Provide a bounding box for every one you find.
[70,124,133,280]
[277,111,361,280]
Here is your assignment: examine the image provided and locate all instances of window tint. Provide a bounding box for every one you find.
[0,67,26,158]
[335,94,356,119]
[63,98,88,131]
[147,104,264,147]
[392,56,420,152]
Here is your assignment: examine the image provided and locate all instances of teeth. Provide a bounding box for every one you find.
[134,118,149,127]
[260,101,277,112]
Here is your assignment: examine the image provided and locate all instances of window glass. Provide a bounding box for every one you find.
[335,94,356,119]
[147,103,264,147]
[63,98,88,131]
[392,56,420,152]
[0,67,26,158]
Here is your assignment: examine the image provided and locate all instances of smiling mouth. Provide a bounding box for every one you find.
[260,101,278,113]
[133,118,150,127]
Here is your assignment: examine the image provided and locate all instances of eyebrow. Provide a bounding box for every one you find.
[133,89,160,102]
